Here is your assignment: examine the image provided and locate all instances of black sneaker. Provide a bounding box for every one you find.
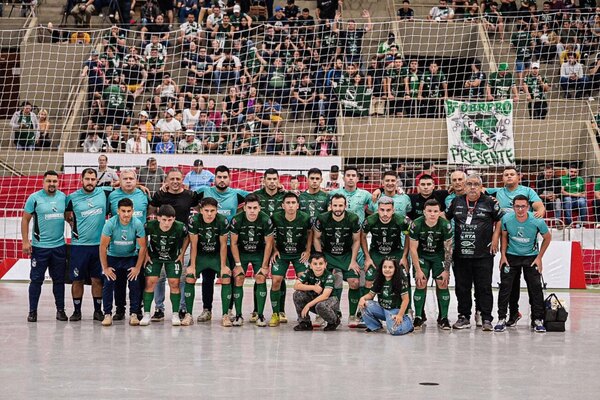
[481,320,494,331]
[422,309,427,322]
[293,321,313,331]
[323,317,341,331]
[178,309,186,320]
[112,311,125,321]
[506,312,522,327]
[27,311,37,322]
[438,317,451,330]
[151,310,165,322]
[93,310,104,322]
[56,310,68,321]
[413,317,424,330]
[69,311,82,322]
[452,315,471,330]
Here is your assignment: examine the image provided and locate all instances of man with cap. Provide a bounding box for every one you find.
[155,108,182,137]
[229,4,253,33]
[269,6,291,37]
[524,62,550,119]
[322,165,344,191]
[486,62,519,101]
[184,160,215,191]
[178,130,202,154]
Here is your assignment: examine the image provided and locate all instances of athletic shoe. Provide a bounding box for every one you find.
[348,315,360,328]
[357,317,367,329]
[151,310,165,322]
[293,321,313,331]
[233,315,244,327]
[178,309,186,320]
[323,317,341,331]
[56,310,68,321]
[181,313,194,326]
[69,311,81,322]
[249,312,258,323]
[256,315,267,327]
[269,313,280,327]
[475,310,482,327]
[222,314,233,327]
[140,312,151,326]
[171,314,181,326]
[365,327,383,333]
[452,316,471,330]
[228,309,235,322]
[506,312,522,327]
[93,310,104,322]
[112,311,125,321]
[494,319,506,332]
[279,312,288,323]
[413,317,424,330]
[422,308,427,322]
[533,319,546,333]
[481,320,493,331]
[27,311,37,322]
[129,314,140,326]
[313,315,325,328]
[102,314,112,326]
[196,309,212,323]
[438,318,451,330]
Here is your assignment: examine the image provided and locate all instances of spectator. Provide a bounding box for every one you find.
[593,177,600,224]
[269,6,291,40]
[366,56,386,116]
[155,132,176,154]
[206,4,224,31]
[333,10,372,65]
[178,130,203,153]
[290,73,317,120]
[191,46,214,89]
[138,157,166,196]
[70,31,91,44]
[263,57,291,105]
[297,7,316,42]
[154,74,180,110]
[71,0,96,27]
[214,48,242,93]
[203,128,228,154]
[228,128,261,154]
[321,165,343,190]
[207,98,223,127]
[386,55,407,117]
[10,101,39,151]
[183,159,214,190]
[560,52,587,98]
[230,5,253,37]
[83,131,104,153]
[87,98,105,130]
[182,98,201,131]
[106,129,127,153]
[120,55,147,101]
[140,0,160,27]
[102,76,128,126]
[144,33,168,59]
[415,163,440,188]
[222,86,245,126]
[397,0,415,21]
[402,59,420,117]
[428,0,454,21]
[465,60,486,101]
[377,33,399,61]
[36,109,51,150]
[486,62,519,101]
[179,74,205,112]
[511,22,534,90]
[312,130,338,156]
[155,108,182,137]
[137,110,155,139]
[536,165,562,220]
[146,47,166,89]
[561,165,588,226]
[177,0,199,25]
[157,0,175,25]
[127,127,151,154]
[195,110,217,136]
[264,130,289,155]
[418,61,448,118]
[80,50,105,102]
[463,2,481,22]
[524,62,551,119]
[588,53,600,99]
[212,14,235,49]
[289,135,313,156]
[95,155,120,188]
[316,0,339,21]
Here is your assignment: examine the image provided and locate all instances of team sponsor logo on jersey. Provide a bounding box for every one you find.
[81,208,103,217]
[44,213,64,220]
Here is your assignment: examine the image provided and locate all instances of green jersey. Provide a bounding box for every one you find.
[271,210,312,258]
[145,220,188,261]
[329,187,372,223]
[420,70,447,98]
[314,211,361,256]
[229,211,274,254]
[298,269,335,293]
[488,72,514,99]
[188,213,228,255]
[15,113,35,146]
[102,84,126,109]
[561,175,585,195]
[409,216,453,256]
[253,188,285,217]
[524,74,548,100]
[362,213,410,258]
[511,30,532,61]
[501,212,549,256]
[386,66,407,97]
[299,190,329,221]
[371,278,408,310]
[406,70,420,98]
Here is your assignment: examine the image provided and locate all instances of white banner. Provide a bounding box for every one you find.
[445,99,515,166]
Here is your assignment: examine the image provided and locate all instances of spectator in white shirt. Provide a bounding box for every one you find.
[155,108,183,135]
[82,131,104,153]
[126,127,151,153]
[428,0,454,22]
[560,52,588,98]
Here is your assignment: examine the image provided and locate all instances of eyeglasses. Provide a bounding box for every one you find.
[466,182,481,187]
[513,205,528,209]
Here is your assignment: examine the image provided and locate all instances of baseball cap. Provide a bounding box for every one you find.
[90,49,99,56]
[193,159,204,165]
[139,111,149,118]
[275,6,283,11]
[531,62,540,69]
[233,4,241,12]
[166,108,175,116]
[331,165,340,172]
[498,62,509,72]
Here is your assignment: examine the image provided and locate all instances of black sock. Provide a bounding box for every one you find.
[73,297,82,313]
[93,297,102,312]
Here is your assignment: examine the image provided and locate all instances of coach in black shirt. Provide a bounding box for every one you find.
[445,174,503,331]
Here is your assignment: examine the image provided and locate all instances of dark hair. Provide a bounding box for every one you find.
[81,168,97,178]
[283,192,299,202]
[201,197,218,208]
[503,166,518,173]
[371,258,406,301]
[245,193,260,204]
[513,194,529,204]
[146,157,157,166]
[157,204,176,217]
[309,252,327,263]
[382,170,397,180]
[167,168,183,177]
[424,199,441,209]
[308,167,322,177]
[344,166,358,175]
[118,198,133,208]
[330,193,347,205]
[215,165,230,175]
[43,170,59,178]
[264,168,279,177]
[419,174,434,182]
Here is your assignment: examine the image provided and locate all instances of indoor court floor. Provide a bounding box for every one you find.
[0,281,597,400]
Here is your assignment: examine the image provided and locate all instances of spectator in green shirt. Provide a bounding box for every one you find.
[593,178,600,224]
[561,165,588,226]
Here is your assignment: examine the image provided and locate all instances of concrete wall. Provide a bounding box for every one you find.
[0,20,27,48]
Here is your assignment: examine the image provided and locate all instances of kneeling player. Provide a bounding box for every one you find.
[409,199,453,330]
[184,198,230,326]
[141,205,189,326]
[358,258,413,335]
[230,194,274,327]
[292,252,340,331]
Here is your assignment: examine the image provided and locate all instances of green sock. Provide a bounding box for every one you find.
[333,288,342,302]
[348,288,360,316]
[279,282,287,313]
[256,282,267,315]
[143,291,154,313]
[413,288,426,318]
[270,289,280,313]
[170,292,181,313]
[438,288,450,319]
[233,285,244,315]
[221,280,232,316]
[184,283,195,314]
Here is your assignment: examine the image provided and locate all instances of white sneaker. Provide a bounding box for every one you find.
[171,314,181,326]
[139,312,151,326]
[313,315,325,328]
[102,314,112,327]
[129,314,140,326]
[249,312,258,323]
[196,309,212,323]
[232,315,244,327]
[228,309,235,322]
[181,313,194,326]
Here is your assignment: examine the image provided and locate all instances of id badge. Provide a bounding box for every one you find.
[465,212,473,225]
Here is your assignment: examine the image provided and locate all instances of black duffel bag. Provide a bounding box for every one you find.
[544,293,568,332]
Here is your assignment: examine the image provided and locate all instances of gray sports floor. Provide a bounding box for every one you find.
[0,282,597,399]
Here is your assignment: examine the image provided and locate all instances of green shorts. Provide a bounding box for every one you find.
[325,253,359,280]
[145,260,182,279]
[239,254,265,275]
[271,256,307,277]
[415,255,445,282]
[193,253,223,276]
